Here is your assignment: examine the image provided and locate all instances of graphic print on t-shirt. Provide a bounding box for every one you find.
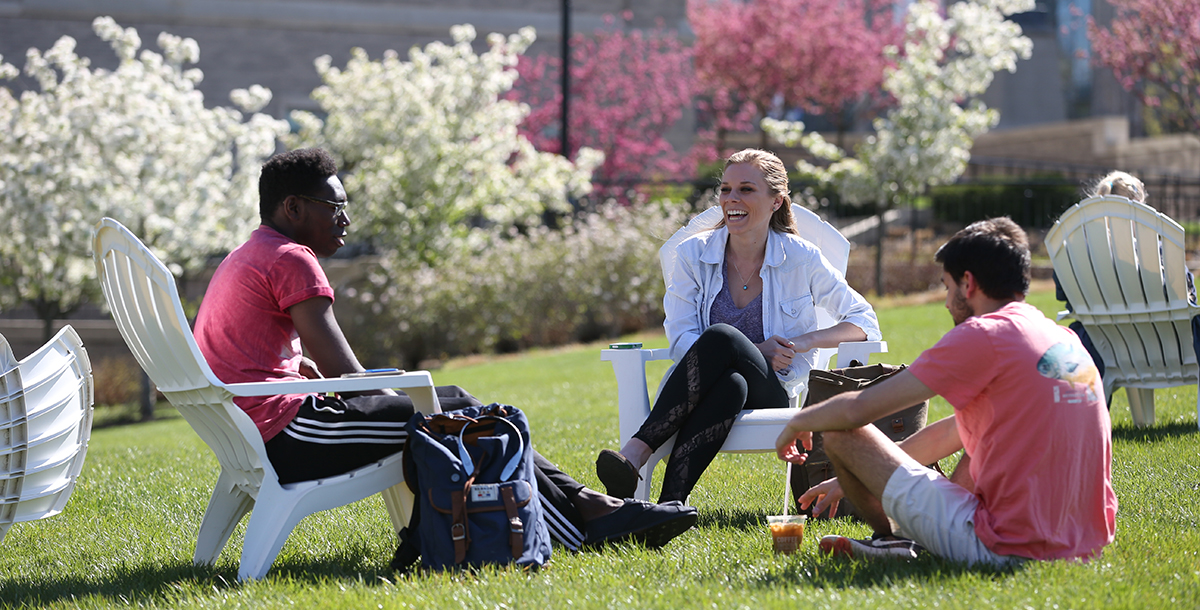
[1037,341,1100,403]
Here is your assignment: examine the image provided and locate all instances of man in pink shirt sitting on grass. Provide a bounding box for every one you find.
[776,217,1117,565]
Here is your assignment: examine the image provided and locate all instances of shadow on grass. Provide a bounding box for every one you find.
[691,508,1033,589]
[758,552,1029,590]
[695,507,771,532]
[1112,421,1199,442]
[0,550,398,606]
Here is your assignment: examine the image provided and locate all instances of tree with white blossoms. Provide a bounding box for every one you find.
[0,17,289,343]
[764,0,1033,295]
[288,24,602,270]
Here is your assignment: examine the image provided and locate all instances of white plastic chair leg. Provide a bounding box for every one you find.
[404,385,441,416]
[1127,388,1155,428]
[382,483,414,533]
[193,471,254,566]
[237,485,303,582]
[379,384,437,532]
[635,443,672,502]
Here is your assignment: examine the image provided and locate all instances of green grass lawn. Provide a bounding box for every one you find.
[2,289,1197,609]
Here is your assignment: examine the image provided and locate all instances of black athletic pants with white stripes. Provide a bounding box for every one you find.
[264,385,589,550]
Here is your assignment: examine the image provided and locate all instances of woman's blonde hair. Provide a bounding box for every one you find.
[1091,170,1146,203]
[716,149,799,235]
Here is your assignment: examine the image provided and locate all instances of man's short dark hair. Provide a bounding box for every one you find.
[935,217,1030,300]
[258,148,339,221]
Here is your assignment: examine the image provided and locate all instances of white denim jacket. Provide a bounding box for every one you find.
[663,226,881,401]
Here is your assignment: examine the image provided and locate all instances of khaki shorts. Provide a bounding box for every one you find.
[882,462,1025,567]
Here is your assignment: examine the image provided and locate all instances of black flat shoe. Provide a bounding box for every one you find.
[583,498,698,549]
[595,449,641,499]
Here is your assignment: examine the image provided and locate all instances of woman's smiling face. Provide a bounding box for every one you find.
[720,162,780,237]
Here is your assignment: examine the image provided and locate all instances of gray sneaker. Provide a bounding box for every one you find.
[819,534,925,559]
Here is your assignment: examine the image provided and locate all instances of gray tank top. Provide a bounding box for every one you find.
[710,260,765,344]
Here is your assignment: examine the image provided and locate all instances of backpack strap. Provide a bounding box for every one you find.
[500,484,525,559]
[456,415,525,481]
[450,487,470,564]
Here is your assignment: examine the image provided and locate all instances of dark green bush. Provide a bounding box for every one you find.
[932,178,1082,229]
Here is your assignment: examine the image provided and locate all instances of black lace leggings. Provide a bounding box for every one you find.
[633,324,790,503]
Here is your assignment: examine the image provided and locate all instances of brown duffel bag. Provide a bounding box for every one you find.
[788,362,929,519]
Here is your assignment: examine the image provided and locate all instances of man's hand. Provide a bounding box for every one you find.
[298,357,323,380]
[757,335,796,372]
[775,420,813,463]
[798,477,844,517]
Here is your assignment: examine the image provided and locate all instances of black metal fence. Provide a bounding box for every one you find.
[955,157,1200,228]
[587,157,1200,232]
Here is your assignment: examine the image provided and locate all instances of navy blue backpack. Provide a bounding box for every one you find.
[398,404,551,571]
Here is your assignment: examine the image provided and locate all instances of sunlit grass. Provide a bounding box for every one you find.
[1,288,1196,609]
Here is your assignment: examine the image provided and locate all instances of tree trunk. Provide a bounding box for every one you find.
[757,102,769,150]
[835,108,848,152]
[910,199,920,265]
[34,296,63,345]
[139,371,156,421]
[40,315,53,346]
[874,203,886,297]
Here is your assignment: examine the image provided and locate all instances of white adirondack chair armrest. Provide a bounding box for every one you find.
[224,371,434,396]
[1056,310,1071,322]
[223,372,440,414]
[834,340,887,367]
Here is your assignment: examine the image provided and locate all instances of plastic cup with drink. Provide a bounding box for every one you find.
[768,463,806,554]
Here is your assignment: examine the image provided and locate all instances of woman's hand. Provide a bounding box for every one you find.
[756,335,796,372]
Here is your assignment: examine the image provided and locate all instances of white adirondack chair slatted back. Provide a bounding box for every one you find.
[93,220,273,490]
[1047,194,1200,428]
[93,236,215,394]
[173,386,268,494]
[0,326,94,543]
[1049,196,1197,386]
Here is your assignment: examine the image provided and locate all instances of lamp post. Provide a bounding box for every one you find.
[560,0,571,160]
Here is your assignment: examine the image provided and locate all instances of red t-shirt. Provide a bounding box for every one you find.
[908,301,1118,561]
[194,225,334,441]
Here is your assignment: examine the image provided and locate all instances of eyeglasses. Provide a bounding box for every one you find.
[295,194,348,217]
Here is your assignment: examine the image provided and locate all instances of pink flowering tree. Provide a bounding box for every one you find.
[1089,0,1200,134]
[688,0,899,157]
[512,17,696,196]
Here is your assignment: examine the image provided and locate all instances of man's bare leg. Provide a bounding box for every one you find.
[823,425,925,538]
[949,453,974,493]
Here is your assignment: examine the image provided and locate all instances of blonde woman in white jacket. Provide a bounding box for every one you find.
[596,149,881,504]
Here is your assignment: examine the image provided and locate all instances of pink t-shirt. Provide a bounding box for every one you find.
[908,301,1117,561]
[194,226,334,441]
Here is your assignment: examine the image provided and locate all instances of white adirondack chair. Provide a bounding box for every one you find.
[602,205,887,501]
[0,325,94,543]
[92,217,442,581]
[1046,194,1200,429]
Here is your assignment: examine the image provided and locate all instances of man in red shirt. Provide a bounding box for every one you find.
[775,218,1117,565]
[194,148,696,564]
